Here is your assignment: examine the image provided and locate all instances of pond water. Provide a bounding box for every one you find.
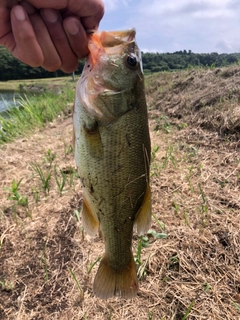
[0,90,22,113]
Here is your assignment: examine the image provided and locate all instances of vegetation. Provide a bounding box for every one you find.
[0,46,85,80]
[1,45,240,80]
[142,50,240,72]
[0,66,239,319]
[0,79,75,144]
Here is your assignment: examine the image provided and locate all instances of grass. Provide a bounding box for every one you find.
[5,178,28,207]
[31,162,52,195]
[0,76,75,91]
[69,268,84,298]
[88,257,101,274]
[181,301,195,320]
[0,78,75,144]
[0,68,240,319]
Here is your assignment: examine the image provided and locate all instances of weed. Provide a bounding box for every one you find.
[54,165,67,195]
[5,178,28,207]
[5,179,30,219]
[183,210,189,226]
[152,213,165,230]
[74,209,80,222]
[178,122,188,130]
[69,268,84,298]
[203,282,211,292]
[137,254,150,279]
[135,236,149,268]
[232,301,240,312]
[186,174,194,193]
[135,236,150,279]
[0,278,13,291]
[44,149,56,168]
[148,312,154,320]
[151,145,159,161]
[168,81,173,90]
[74,209,84,239]
[64,143,74,156]
[168,254,179,270]
[31,162,51,194]
[88,257,101,274]
[161,144,176,169]
[172,201,180,215]
[154,115,172,133]
[135,231,167,280]
[32,187,40,203]
[147,229,168,239]
[67,167,78,187]
[181,300,195,320]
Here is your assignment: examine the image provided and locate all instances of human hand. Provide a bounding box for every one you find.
[0,0,104,72]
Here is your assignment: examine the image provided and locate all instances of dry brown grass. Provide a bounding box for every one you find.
[0,66,240,319]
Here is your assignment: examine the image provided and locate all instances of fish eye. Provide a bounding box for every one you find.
[126,54,138,68]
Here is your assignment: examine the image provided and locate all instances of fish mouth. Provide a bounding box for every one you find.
[99,29,136,47]
[87,28,136,66]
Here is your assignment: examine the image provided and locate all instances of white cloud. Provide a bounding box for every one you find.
[138,0,234,19]
[101,0,240,53]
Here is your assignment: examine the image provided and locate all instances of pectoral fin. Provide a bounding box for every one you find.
[134,184,152,236]
[83,123,103,159]
[81,194,99,237]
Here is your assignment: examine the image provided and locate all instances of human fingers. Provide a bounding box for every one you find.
[10,5,44,67]
[63,16,89,60]
[77,0,105,31]
[63,0,104,59]
[0,4,13,49]
[20,0,104,59]
[20,2,62,71]
[41,8,78,73]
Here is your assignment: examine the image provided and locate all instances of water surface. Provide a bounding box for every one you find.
[0,90,22,113]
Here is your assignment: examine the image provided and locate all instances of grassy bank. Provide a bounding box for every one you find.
[0,76,76,91]
[0,77,76,144]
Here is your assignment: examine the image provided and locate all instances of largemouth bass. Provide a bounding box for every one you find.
[73,28,151,299]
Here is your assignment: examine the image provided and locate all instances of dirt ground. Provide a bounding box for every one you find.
[0,67,240,319]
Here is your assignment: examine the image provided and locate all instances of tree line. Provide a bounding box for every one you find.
[0,46,240,81]
[0,46,85,81]
[142,50,240,73]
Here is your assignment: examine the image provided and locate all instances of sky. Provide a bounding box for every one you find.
[100,0,240,54]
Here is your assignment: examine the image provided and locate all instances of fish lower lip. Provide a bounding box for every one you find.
[101,89,125,95]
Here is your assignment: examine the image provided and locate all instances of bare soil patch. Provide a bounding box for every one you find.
[0,67,240,319]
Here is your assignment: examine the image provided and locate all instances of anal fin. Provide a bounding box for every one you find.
[82,195,99,237]
[134,184,152,236]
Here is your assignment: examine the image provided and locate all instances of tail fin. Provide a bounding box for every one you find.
[93,253,138,299]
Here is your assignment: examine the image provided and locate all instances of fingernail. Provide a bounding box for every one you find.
[14,6,26,21]
[42,9,58,23]
[66,19,80,35]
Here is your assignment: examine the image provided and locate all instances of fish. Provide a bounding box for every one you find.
[73,28,151,299]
